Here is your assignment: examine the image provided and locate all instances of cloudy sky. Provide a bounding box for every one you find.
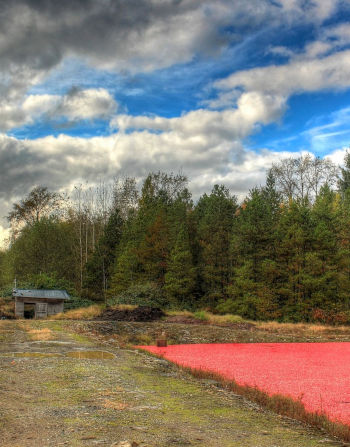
[1,0,350,244]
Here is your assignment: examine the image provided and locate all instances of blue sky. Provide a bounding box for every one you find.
[1,0,350,242]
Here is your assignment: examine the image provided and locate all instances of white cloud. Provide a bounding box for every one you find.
[111,91,286,141]
[216,49,350,97]
[0,127,348,247]
[0,88,117,131]
[54,88,117,121]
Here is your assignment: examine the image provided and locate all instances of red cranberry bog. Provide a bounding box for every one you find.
[139,342,350,441]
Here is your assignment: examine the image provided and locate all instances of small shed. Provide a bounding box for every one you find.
[13,289,70,319]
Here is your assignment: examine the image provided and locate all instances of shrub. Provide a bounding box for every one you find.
[108,282,166,308]
[311,308,350,325]
[64,297,96,310]
[193,310,209,321]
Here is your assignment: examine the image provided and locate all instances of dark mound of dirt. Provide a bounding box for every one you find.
[96,306,165,322]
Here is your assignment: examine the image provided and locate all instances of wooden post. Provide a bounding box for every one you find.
[156,331,167,347]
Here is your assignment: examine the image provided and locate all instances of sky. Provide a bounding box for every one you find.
[1,0,350,245]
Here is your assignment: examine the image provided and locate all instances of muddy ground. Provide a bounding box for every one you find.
[0,319,348,447]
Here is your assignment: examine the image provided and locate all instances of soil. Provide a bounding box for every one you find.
[0,319,348,447]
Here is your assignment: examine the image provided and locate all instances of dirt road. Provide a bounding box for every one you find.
[0,320,345,447]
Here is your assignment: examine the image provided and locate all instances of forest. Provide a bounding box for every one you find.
[1,152,350,324]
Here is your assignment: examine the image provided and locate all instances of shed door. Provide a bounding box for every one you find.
[36,302,48,319]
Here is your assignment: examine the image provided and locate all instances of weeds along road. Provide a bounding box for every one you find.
[0,320,345,447]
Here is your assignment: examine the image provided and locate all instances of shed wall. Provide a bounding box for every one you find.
[14,298,65,318]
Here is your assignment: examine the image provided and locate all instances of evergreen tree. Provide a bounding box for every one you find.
[164,224,196,308]
[275,199,313,321]
[195,185,237,307]
[224,184,281,320]
[136,211,169,286]
[338,150,350,195]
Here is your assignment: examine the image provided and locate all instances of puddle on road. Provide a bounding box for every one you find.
[0,350,115,359]
[66,350,115,359]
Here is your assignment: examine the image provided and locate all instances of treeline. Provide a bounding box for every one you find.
[1,152,350,323]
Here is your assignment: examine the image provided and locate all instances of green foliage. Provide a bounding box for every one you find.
[195,184,237,307]
[64,297,96,310]
[164,224,196,308]
[84,207,123,300]
[338,150,350,195]
[9,217,77,288]
[4,161,350,324]
[193,310,209,321]
[19,272,76,295]
[108,282,166,308]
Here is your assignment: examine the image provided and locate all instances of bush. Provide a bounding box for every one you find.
[108,282,166,308]
[193,310,209,321]
[311,308,350,325]
[64,297,96,310]
[1,285,15,298]
[216,295,259,320]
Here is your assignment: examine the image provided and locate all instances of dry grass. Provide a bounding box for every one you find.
[166,310,194,318]
[110,303,137,311]
[167,310,245,325]
[27,328,53,341]
[0,297,15,318]
[102,398,129,410]
[258,321,350,334]
[143,349,350,443]
[50,303,136,320]
[50,305,103,320]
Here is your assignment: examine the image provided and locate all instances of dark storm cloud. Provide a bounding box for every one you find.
[0,0,341,103]
[0,0,337,80]
[0,0,225,72]
[0,136,43,199]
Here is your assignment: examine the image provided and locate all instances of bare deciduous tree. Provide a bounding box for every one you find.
[269,155,338,202]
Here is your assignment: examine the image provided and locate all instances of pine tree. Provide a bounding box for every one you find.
[136,211,169,286]
[164,224,196,308]
[338,150,350,195]
[306,185,345,320]
[275,199,313,321]
[195,185,237,307]
[224,184,281,320]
